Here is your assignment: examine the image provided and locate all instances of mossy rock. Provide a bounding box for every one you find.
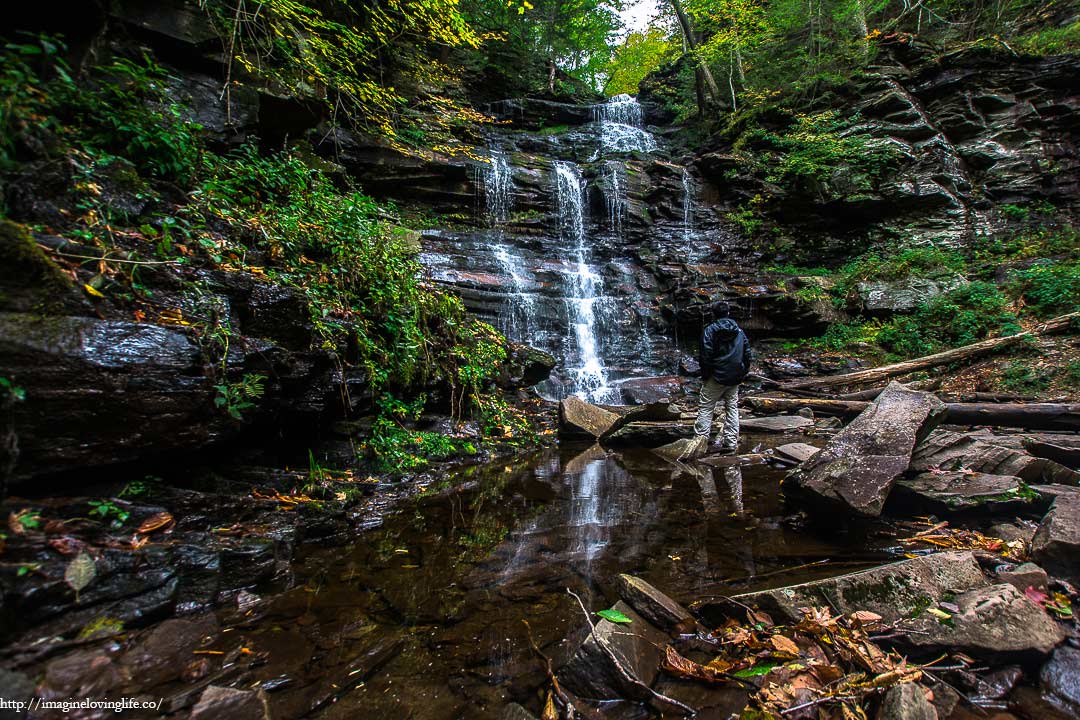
[0,220,81,313]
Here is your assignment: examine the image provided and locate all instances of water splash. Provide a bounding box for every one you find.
[681,167,696,254]
[493,244,535,339]
[482,150,514,224]
[594,94,656,155]
[554,161,612,402]
[604,162,627,236]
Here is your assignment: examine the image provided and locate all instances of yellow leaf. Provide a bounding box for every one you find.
[541,691,557,720]
[83,283,105,298]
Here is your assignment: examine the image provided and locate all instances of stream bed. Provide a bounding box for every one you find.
[202,435,900,719]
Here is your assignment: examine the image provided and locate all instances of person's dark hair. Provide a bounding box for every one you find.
[711,300,731,318]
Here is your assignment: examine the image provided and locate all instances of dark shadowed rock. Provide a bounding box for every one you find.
[912,430,1080,486]
[615,574,695,631]
[616,375,684,404]
[877,683,938,720]
[1023,436,1080,468]
[190,686,271,720]
[995,562,1048,592]
[786,383,947,516]
[740,416,814,432]
[1031,494,1080,583]
[559,601,669,700]
[501,703,539,720]
[1040,646,1080,717]
[900,583,1064,661]
[603,421,694,448]
[558,396,620,440]
[892,471,1033,512]
[729,552,986,624]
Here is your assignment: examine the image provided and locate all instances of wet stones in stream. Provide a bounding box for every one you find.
[786,382,948,517]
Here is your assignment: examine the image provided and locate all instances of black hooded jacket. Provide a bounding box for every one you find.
[700,318,751,385]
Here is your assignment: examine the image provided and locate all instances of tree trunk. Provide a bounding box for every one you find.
[669,0,722,109]
[744,397,1080,431]
[854,0,870,57]
[778,312,1080,392]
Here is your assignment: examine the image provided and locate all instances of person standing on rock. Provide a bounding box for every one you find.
[687,301,751,457]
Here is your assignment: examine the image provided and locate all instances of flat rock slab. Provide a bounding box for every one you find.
[559,396,619,439]
[1032,494,1080,583]
[786,382,947,517]
[893,471,1033,511]
[729,551,986,624]
[900,583,1064,661]
[913,430,1080,486]
[773,442,822,464]
[603,421,694,448]
[1023,436,1080,468]
[559,600,669,700]
[740,416,813,432]
[615,574,695,631]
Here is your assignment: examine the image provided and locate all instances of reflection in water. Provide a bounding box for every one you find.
[219,447,895,720]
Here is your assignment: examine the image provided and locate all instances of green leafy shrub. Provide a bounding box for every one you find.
[365,394,474,473]
[1009,259,1080,317]
[999,361,1052,392]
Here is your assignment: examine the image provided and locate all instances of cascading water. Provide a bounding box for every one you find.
[594,93,657,155]
[603,162,627,236]
[554,161,612,402]
[482,150,513,224]
[481,149,535,340]
[681,167,696,254]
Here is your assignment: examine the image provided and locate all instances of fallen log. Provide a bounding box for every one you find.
[778,311,1079,391]
[745,396,1080,431]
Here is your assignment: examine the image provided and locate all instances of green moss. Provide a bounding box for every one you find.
[0,219,77,311]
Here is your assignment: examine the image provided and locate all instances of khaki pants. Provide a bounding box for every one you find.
[694,379,739,448]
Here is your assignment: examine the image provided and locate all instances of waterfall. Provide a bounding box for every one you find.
[681,167,695,253]
[554,161,612,402]
[481,149,535,340]
[594,94,656,155]
[482,150,513,224]
[604,162,627,236]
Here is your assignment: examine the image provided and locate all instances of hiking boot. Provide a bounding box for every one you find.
[711,439,737,454]
[677,436,709,461]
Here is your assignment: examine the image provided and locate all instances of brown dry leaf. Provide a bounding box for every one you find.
[137,512,174,535]
[749,609,775,628]
[771,634,800,656]
[850,611,882,625]
[722,625,754,647]
[809,663,845,685]
[47,536,85,556]
[541,691,557,720]
[661,645,736,685]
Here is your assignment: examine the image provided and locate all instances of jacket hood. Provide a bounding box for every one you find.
[710,318,741,337]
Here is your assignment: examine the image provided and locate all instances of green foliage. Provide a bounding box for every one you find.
[0,376,25,402]
[999,360,1052,392]
[76,616,124,641]
[1009,259,1080,317]
[87,500,130,528]
[605,27,678,96]
[596,608,633,623]
[1065,361,1080,388]
[203,0,482,138]
[1015,19,1080,55]
[749,111,896,185]
[365,394,476,474]
[213,374,266,421]
[11,509,40,532]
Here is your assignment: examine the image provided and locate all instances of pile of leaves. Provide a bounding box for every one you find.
[897,519,1026,561]
[661,605,929,719]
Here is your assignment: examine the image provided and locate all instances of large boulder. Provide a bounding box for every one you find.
[912,430,1080,486]
[785,383,947,516]
[1031,494,1080,583]
[726,552,986,624]
[615,574,695,631]
[558,396,620,440]
[900,583,1064,661]
[891,471,1034,512]
[602,421,694,448]
[558,601,669,700]
[858,276,964,315]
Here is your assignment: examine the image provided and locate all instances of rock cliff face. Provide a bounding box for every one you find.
[2,1,1078,484]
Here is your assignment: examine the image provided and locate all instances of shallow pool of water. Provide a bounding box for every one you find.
[213,438,900,719]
